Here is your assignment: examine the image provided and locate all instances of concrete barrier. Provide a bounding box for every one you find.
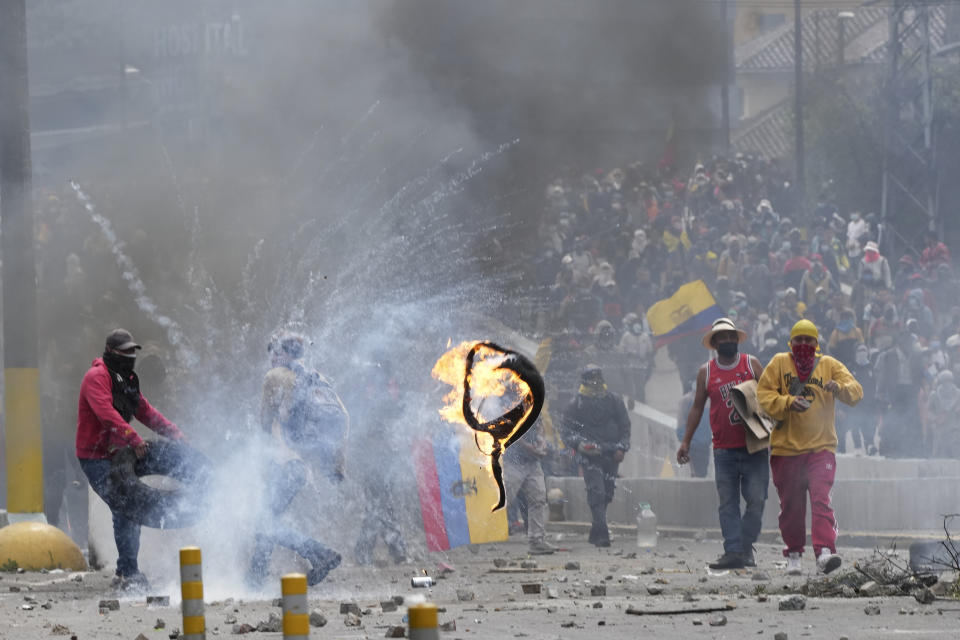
[546,474,960,534]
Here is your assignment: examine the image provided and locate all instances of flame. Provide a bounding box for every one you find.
[431,341,529,453]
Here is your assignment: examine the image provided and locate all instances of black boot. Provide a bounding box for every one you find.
[298,539,341,586]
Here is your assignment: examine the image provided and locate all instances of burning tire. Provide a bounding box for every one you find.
[108,440,213,529]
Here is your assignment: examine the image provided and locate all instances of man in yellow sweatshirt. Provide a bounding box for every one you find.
[757,319,862,576]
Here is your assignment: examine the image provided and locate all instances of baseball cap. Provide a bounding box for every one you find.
[105,329,141,352]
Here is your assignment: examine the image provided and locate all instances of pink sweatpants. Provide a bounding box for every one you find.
[770,450,838,558]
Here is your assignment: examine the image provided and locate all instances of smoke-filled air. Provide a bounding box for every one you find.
[6,1,960,636]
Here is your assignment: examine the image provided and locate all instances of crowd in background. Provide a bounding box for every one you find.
[527,153,960,462]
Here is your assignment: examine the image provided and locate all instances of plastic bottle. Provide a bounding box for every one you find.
[636,502,658,548]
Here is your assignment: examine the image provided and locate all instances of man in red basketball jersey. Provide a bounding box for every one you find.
[678,318,768,570]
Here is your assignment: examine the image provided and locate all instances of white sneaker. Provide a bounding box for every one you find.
[786,552,802,575]
[816,549,842,574]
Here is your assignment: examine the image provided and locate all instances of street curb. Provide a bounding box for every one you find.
[545,521,944,549]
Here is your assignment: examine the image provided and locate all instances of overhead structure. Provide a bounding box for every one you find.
[880,0,939,250]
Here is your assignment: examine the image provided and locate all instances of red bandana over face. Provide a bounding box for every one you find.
[791,342,817,381]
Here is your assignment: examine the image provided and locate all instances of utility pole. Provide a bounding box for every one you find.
[794,0,805,215]
[0,0,45,522]
[720,0,731,154]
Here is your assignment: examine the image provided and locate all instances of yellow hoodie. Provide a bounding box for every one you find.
[757,353,863,456]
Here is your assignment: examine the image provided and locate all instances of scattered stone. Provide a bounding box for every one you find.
[256,613,281,632]
[592,602,602,609]
[624,552,637,559]
[309,610,327,627]
[646,586,663,596]
[224,615,236,625]
[751,571,771,581]
[168,629,180,639]
[708,614,727,627]
[17,567,25,574]
[72,574,83,583]
[698,576,708,583]
[9,586,20,592]
[692,619,703,626]
[683,592,698,602]
[392,595,404,606]
[456,589,475,602]
[521,583,541,595]
[564,562,580,571]
[21,604,34,611]
[493,559,508,568]
[545,587,559,599]
[597,620,606,626]
[98,599,120,611]
[864,603,881,616]
[381,600,398,612]
[841,586,856,598]
[590,585,606,597]
[859,581,881,597]
[41,602,52,610]
[756,594,768,603]
[385,625,405,637]
[774,633,788,640]
[271,598,282,607]
[778,595,806,611]
[147,596,170,608]
[678,545,687,551]
[231,623,254,635]
[560,621,577,628]
[640,567,655,575]
[135,634,150,640]
[339,602,361,616]
[520,561,538,569]
[440,621,456,632]
[654,577,669,585]
[51,624,71,635]
[343,613,362,627]
[914,588,936,605]
[155,618,166,629]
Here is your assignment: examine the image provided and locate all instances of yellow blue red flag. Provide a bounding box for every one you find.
[414,424,508,551]
[646,280,723,348]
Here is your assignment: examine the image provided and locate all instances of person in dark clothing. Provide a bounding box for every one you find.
[843,344,878,454]
[561,366,631,547]
[76,329,186,592]
[347,354,410,566]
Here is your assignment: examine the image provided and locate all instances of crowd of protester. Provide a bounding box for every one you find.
[528,153,960,461]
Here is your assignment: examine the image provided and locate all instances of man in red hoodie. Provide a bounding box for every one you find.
[76,329,184,591]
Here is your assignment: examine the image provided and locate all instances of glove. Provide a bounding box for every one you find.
[577,442,602,457]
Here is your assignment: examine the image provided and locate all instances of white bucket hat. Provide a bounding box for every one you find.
[702,317,748,349]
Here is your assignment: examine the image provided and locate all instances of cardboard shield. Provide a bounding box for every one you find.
[730,379,774,454]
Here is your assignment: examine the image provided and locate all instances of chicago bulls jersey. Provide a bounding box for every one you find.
[706,353,756,449]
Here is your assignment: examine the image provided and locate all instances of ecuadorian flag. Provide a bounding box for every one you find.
[646,279,723,348]
[414,426,508,551]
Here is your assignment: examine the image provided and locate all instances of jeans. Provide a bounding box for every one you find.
[247,459,337,585]
[79,458,141,577]
[713,447,769,555]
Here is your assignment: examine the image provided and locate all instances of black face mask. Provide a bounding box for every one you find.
[716,342,739,358]
[103,350,136,377]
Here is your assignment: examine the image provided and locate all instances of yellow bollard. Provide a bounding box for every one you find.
[179,547,205,640]
[281,573,310,639]
[408,602,440,640]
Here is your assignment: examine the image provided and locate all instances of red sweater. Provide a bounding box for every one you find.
[76,358,182,459]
